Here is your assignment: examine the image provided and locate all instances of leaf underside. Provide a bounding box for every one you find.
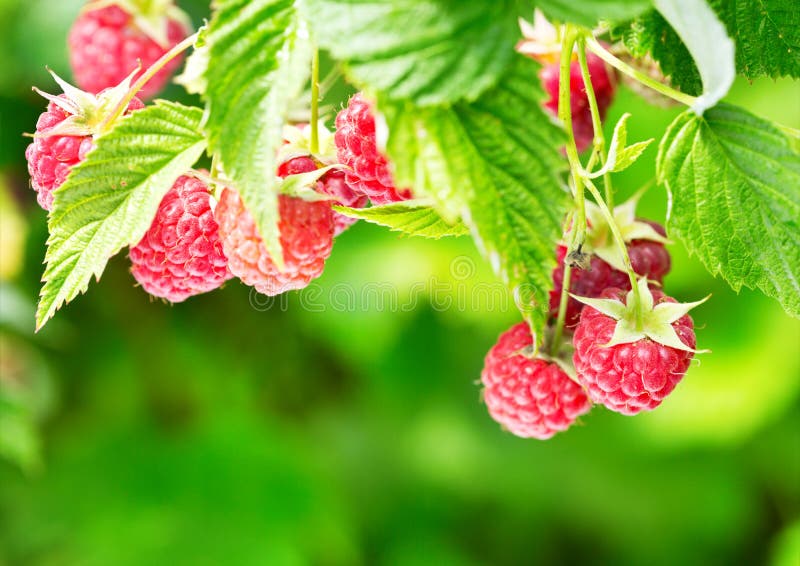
[302,0,521,105]
[383,57,569,343]
[334,202,469,239]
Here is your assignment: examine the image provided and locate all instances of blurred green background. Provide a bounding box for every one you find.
[1,1,799,564]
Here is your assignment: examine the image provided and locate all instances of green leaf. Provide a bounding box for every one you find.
[333,201,469,238]
[657,103,800,318]
[535,0,652,28]
[203,0,311,268]
[36,101,207,329]
[587,113,653,178]
[610,10,703,96]
[383,58,569,343]
[654,0,735,114]
[612,0,800,92]
[711,0,800,80]
[301,0,521,105]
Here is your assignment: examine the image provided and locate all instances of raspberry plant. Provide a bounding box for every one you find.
[25,0,800,438]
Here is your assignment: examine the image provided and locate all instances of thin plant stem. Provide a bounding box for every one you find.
[102,31,199,131]
[584,35,697,108]
[549,25,585,356]
[576,36,614,208]
[310,49,320,154]
[583,176,643,328]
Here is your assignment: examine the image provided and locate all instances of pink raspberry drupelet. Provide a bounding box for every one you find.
[215,188,335,296]
[572,287,696,415]
[334,93,412,204]
[539,50,616,152]
[549,221,671,328]
[25,92,144,211]
[130,175,232,302]
[68,3,189,99]
[278,154,367,236]
[482,322,591,439]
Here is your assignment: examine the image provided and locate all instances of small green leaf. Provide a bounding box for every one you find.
[334,201,469,239]
[658,103,800,318]
[654,0,735,114]
[587,113,653,178]
[383,58,569,344]
[301,0,521,105]
[36,101,207,329]
[203,0,311,268]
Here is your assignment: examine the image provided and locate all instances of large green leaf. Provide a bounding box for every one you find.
[383,58,569,342]
[613,0,800,92]
[657,103,800,317]
[535,0,652,28]
[203,0,311,268]
[653,0,735,114]
[36,101,207,329]
[712,0,800,79]
[333,201,469,239]
[301,0,520,105]
[610,11,703,95]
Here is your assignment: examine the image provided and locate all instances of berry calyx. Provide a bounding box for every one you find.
[130,175,232,302]
[279,124,368,235]
[334,93,413,204]
[572,280,706,415]
[68,0,191,99]
[549,196,671,328]
[25,71,144,211]
[215,188,335,296]
[482,322,591,439]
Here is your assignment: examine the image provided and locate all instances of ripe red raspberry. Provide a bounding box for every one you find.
[278,155,367,235]
[481,322,591,439]
[334,93,412,204]
[572,283,698,416]
[68,3,189,100]
[215,188,334,296]
[540,50,615,152]
[549,220,671,328]
[25,80,144,211]
[129,175,231,302]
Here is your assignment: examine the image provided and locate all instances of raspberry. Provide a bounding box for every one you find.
[25,74,144,211]
[130,175,231,302]
[278,155,368,236]
[549,221,671,328]
[334,93,412,204]
[572,283,699,416]
[481,322,591,439]
[215,188,334,296]
[539,50,616,152]
[68,3,189,100]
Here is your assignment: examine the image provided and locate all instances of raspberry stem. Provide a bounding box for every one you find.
[557,26,586,247]
[549,25,586,355]
[101,30,199,132]
[310,48,320,154]
[582,177,644,329]
[583,35,697,108]
[576,37,614,209]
